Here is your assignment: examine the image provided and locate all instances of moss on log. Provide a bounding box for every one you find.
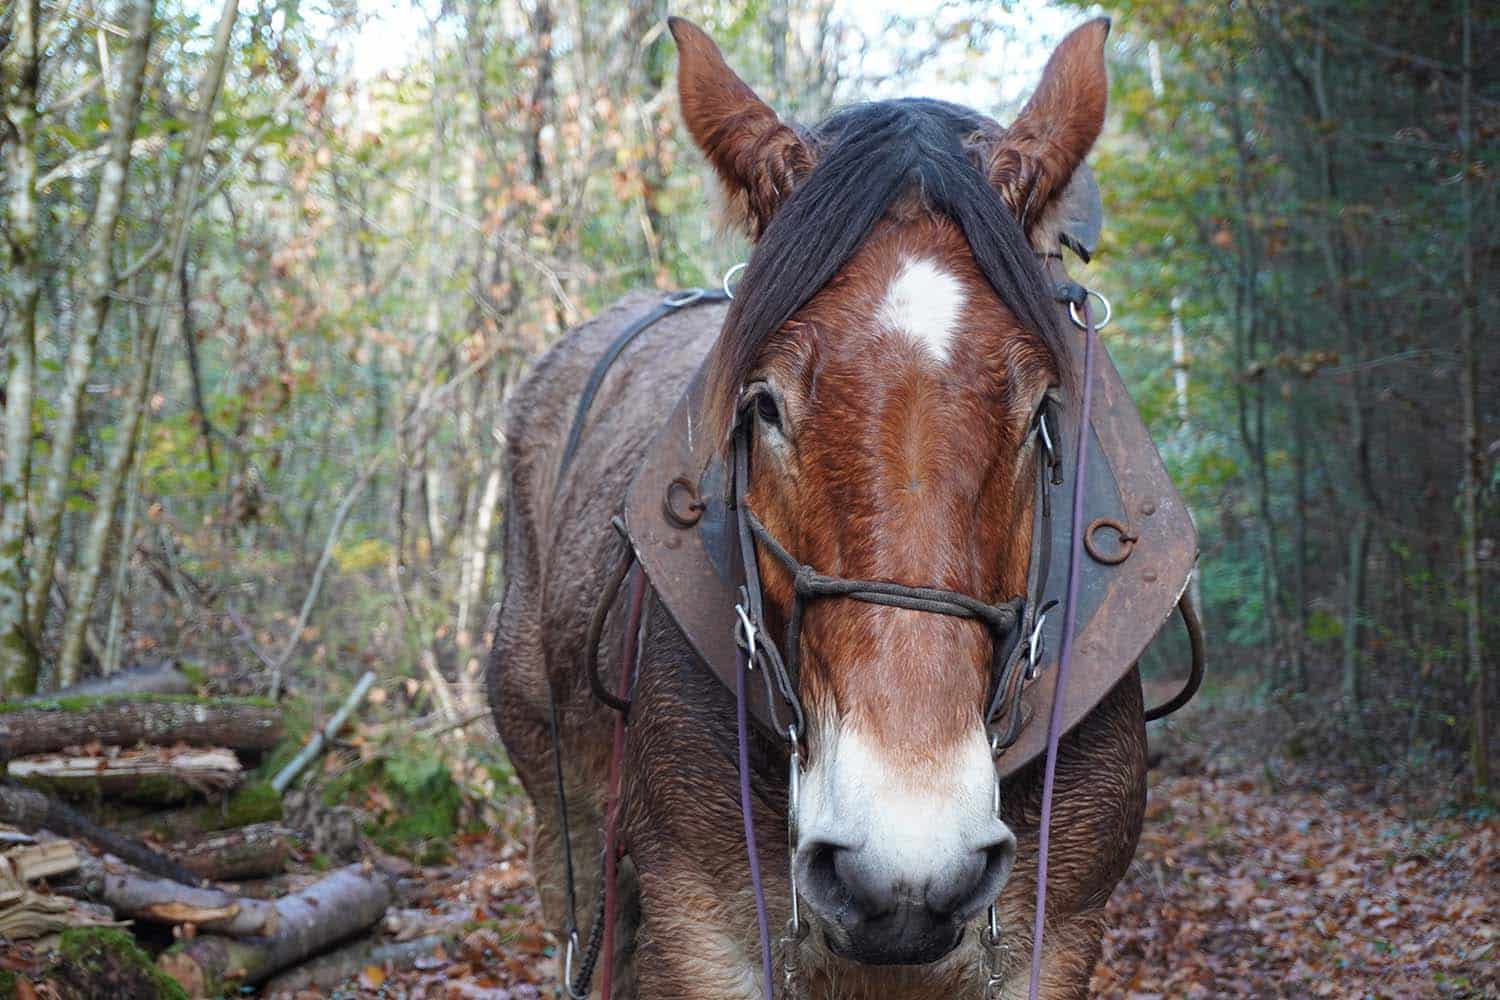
[120,781,282,841]
[0,698,281,761]
[0,928,190,1000]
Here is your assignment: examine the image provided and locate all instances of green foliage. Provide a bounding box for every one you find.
[322,744,464,864]
[216,781,284,828]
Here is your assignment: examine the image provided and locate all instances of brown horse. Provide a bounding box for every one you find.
[489,16,1146,999]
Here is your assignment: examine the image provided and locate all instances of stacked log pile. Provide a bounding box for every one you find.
[0,666,399,998]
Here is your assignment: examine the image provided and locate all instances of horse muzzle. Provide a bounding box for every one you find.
[791,724,1018,966]
[796,831,1016,965]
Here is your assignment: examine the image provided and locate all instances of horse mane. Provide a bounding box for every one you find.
[707,97,1069,438]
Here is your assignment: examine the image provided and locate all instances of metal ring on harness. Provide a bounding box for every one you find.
[663,475,706,528]
[722,261,748,299]
[1068,289,1111,331]
[1084,516,1137,565]
[664,287,706,308]
[562,930,587,1000]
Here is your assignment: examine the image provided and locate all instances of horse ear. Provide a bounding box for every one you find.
[669,16,813,238]
[989,18,1111,236]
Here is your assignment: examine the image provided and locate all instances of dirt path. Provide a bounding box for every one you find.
[1093,764,1495,998]
[327,740,1496,999]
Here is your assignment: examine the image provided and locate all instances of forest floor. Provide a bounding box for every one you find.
[312,703,1496,1000]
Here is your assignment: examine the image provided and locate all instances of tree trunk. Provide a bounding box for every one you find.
[19,660,196,702]
[171,821,292,882]
[1341,511,1369,711]
[64,853,281,936]
[101,423,148,675]
[24,0,156,645]
[260,934,451,996]
[1290,347,1310,692]
[119,781,282,842]
[456,460,502,692]
[0,698,282,761]
[158,864,394,997]
[1456,0,1488,798]
[55,0,240,687]
[0,0,43,696]
[7,747,242,803]
[0,781,203,884]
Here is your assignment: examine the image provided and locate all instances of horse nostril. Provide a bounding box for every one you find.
[929,832,1018,920]
[982,830,1018,893]
[801,841,850,911]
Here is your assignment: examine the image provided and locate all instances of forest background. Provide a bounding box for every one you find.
[0,0,1494,827]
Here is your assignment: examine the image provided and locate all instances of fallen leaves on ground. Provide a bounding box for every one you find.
[315,832,552,1000]
[1092,757,1497,999]
[308,738,1496,999]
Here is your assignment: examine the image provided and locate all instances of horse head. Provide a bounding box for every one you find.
[671,16,1110,966]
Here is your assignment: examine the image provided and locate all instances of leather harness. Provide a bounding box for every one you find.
[545,168,1204,998]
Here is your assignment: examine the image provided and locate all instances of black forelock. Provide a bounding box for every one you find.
[712,98,1067,422]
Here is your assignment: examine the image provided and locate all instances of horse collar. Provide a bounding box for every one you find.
[620,258,1202,777]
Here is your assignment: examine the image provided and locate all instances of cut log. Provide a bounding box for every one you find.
[120,780,282,841]
[1,838,80,889]
[0,781,203,884]
[0,889,124,940]
[8,747,241,803]
[261,933,451,996]
[0,843,119,939]
[62,853,281,937]
[0,697,282,761]
[158,864,394,997]
[172,821,293,882]
[17,661,197,703]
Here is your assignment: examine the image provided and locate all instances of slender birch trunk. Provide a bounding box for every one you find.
[24,0,156,644]
[56,0,240,686]
[1456,0,1489,797]
[456,461,501,646]
[0,0,43,696]
[102,383,150,676]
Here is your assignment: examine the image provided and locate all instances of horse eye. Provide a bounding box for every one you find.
[755,391,782,429]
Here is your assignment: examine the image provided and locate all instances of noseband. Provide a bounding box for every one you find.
[728,395,1056,757]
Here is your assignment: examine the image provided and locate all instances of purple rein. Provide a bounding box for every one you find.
[1028,296,1099,1000]
[738,644,777,996]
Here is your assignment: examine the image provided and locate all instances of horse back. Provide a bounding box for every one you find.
[491,290,726,720]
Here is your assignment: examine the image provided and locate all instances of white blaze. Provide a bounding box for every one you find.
[877,257,966,365]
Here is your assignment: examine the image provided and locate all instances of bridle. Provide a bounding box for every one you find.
[723,271,1118,999]
[728,394,1061,760]
[545,260,1203,1000]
